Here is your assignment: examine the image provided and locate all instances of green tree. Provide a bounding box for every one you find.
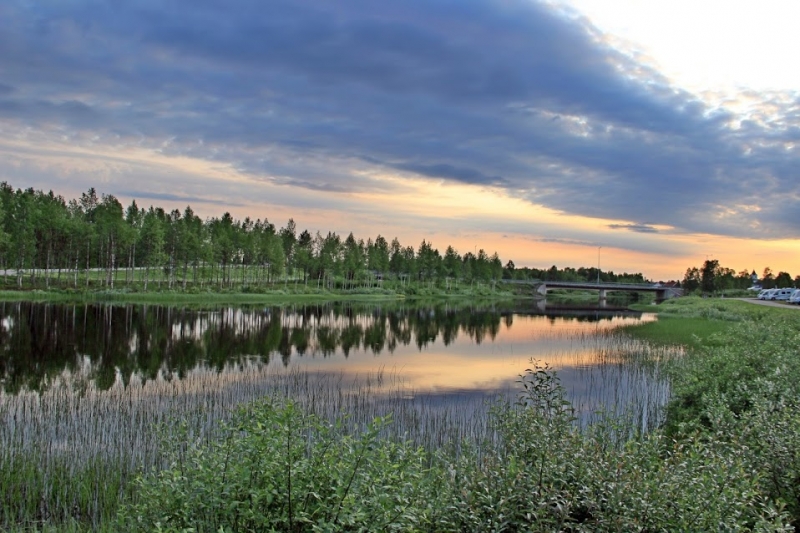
[476,249,491,281]
[735,269,753,289]
[316,231,341,288]
[210,213,236,287]
[388,237,404,279]
[682,266,700,293]
[775,271,793,288]
[139,208,166,291]
[32,190,68,288]
[489,252,503,282]
[503,260,515,279]
[180,206,203,289]
[294,229,314,284]
[94,194,125,288]
[9,189,37,287]
[462,252,477,282]
[443,246,461,283]
[762,267,775,289]
[124,200,143,286]
[367,235,390,278]
[0,183,14,274]
[700,259,720,294]
[417,240,439,282]
[342,233,364,286]
[279,218,297,280]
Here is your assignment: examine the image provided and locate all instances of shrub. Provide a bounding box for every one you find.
[118,401,436,532]
[438,361,790,532]
[118,363,793,532]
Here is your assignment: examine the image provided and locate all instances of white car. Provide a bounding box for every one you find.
[757,289,770,300]
[759,289,777,300]
[772,288,795,301]
[789,289,800,304]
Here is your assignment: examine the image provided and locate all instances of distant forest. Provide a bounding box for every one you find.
[682,259,799,293]
[0,183,649,291]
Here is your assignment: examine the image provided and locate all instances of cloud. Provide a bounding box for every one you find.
[395,162,506,186]
[0,0,798,245]
[117,190,246,208]
[608,224,659,234]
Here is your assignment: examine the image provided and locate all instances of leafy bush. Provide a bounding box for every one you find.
[118,401,435,532]
[119,363,793,532]
[665,319,800,433]
[439,361,790,532]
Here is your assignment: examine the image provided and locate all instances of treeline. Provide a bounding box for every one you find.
[505,263,649,284]
[0,183,649,292]
[0,184,505,291]
[682,259,800,293]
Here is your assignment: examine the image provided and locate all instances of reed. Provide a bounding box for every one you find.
[0,324,674,531]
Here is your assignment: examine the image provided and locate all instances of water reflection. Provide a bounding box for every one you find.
[0,301,653,396]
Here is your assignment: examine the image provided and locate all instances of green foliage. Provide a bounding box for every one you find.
[118,401,435,532]
[665,317,800,428]
[645,298,800,526]
[734,397,800,525]
[439,361,789,532]
[117,363,793,532]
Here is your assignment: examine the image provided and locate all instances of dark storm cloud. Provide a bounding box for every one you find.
[1,0,798,239]
[396,163,506,186]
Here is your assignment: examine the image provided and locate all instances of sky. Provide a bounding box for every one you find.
[0,0,798,281]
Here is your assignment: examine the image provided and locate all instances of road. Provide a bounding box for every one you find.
[736,298,800,309]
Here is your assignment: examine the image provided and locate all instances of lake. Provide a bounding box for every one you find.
[0,300,676,427]
[0,298,680,528]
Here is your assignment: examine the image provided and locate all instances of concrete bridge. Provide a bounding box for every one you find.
[503,280,682,303]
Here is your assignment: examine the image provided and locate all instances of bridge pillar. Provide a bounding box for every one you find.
[536,284,548,296]
[598,289,607,303]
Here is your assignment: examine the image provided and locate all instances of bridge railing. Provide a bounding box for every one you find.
[501,279,663,288]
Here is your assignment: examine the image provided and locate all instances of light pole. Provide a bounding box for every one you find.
[597,246,601,284]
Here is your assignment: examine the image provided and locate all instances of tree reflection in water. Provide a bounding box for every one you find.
[0,301,645,394]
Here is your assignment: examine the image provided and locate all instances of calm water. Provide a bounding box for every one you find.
[0,301,674,423]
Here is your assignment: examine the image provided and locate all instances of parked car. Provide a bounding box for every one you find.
[759,289,777,300]
[772,288,795,301]
[789,289,800,304]
[757,289,771,300]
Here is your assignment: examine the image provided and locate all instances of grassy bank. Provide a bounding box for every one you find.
[627,297,797,346]
[0,280,520,306]
[626,296,800,526]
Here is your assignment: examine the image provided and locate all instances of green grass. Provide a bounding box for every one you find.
[0,279,518,305]
[620,316,731,348]
[625,296,799,347]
